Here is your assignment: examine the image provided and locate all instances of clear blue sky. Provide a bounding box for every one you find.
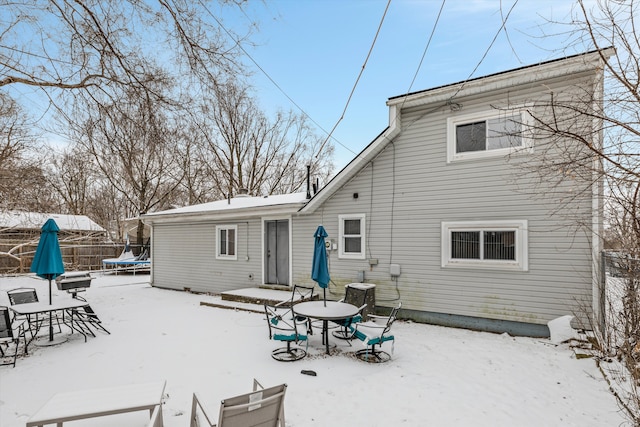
[226,0,586,171]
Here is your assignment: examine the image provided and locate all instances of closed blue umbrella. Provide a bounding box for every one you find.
[30,218,65,342]
[311,225,330,306]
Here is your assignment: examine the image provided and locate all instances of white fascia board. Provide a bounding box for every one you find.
[142,203,306,225]
[388,49,615,110]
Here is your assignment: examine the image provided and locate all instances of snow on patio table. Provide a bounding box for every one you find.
[0,274,626,426]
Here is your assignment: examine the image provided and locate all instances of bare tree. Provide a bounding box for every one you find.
[0,1,248,95]
[86,179,129,242]
[43,146,96,215]
[195,81,334,198]
[525,1,640,422]
[171,121,215,206]
[0,94,38,208]
[0,95,33,167]
[70,84,186,246]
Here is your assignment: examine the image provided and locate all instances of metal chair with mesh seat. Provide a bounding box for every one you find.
[275,285,315,334]
[0,306,27,367]
[7,287,39,305]
[7,288,44,338]
[264,304,308,362]
[349,302,402,363]
[65,304,110,337]
[281,285,315,306]
[7,287,62,339]
[332,285,371,340]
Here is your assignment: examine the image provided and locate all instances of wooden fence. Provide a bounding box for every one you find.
[0,243,146,274]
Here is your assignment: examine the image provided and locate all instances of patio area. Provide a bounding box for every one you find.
[0,273,625,426]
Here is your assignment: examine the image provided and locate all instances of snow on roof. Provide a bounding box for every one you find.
[0,211,106,232]
[144,192,309,217]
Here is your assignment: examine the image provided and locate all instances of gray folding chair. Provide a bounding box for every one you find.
[190,380,287,427]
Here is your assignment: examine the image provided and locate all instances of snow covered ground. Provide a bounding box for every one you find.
[0,273,626,426]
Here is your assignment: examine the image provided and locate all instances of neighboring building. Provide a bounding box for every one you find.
[142,49,613,336]
[0,211,109,273]
[0,211,106,241]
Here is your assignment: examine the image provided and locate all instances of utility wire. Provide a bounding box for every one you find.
[447,0,520,101]
[400,0,446,108]
[314,0,392,159]
[347,0,446,166]
[197,0,333,139]
[384,0,519,141]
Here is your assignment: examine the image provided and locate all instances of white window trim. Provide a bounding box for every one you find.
[446,109,533,163]
[441,220,528,271]
[216,224,238,260]
[338,214,366,260]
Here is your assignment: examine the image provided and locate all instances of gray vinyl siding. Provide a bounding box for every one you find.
[152,220,263,294]
[293,72,598,326]
[145,53,604,334]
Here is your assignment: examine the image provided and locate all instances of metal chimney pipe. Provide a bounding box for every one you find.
[306,164,311,199]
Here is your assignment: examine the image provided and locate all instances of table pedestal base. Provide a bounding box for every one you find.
[34,336,68,347]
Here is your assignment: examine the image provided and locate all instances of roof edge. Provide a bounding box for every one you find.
[300,48,613,216]
[387,48,614,105]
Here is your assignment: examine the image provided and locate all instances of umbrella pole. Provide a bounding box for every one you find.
[324,288,326,307]
[48,278,54,341]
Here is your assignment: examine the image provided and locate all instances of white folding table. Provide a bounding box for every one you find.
[26,380,166,427]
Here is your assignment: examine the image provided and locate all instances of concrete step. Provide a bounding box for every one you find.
[199,287,292,314]
[221,287,292,305]
[200,287,319,314]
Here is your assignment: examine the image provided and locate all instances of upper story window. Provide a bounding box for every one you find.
[339,214,365,259]
[447,110,532,162]
[441,220,528,271]
[216,224,237,260]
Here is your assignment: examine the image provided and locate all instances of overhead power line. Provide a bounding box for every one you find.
[314,0,392,159]
[448,0,520,101]
[401,0,446,104]
[197,0,333,139]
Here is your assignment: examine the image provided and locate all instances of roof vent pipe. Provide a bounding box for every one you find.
[306,164,311,199]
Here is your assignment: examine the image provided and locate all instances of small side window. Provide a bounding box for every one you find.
[216,225,237,260]
[338,214,366,259]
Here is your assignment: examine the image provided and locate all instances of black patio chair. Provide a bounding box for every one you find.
[264,304,308,362]
[275,284,315,334]
[7,288,42,338]
[7,287,39,305]
[0,306,27,367]
[67,305,110,336]
[7,287,61,338]
[332,284,371,340]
